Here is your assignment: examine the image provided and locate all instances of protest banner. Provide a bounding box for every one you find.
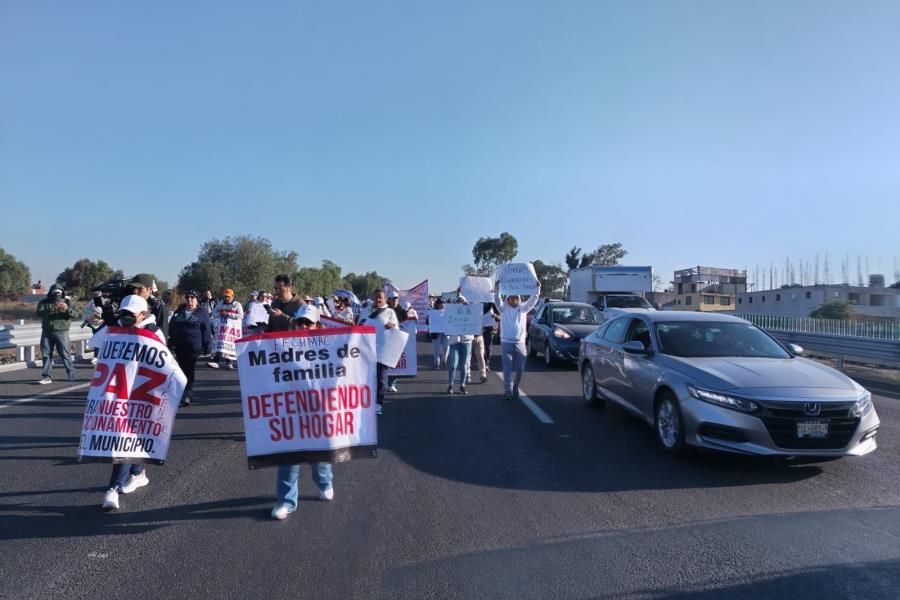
[497,262,539,296]
[212,306,243,359]
[443,303,484,335]
[236,326,378,467]
[459,276,494,304]
[426,309,446,333]
[388,320,417,377]
[78,327,187,465]
[320,315,353,329]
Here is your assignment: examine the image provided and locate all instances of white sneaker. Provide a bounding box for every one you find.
[388,384,398,392]
[121,471,149,494]
[101,488,119,510]
[271,503,292,520]
[319,487,334,501]
[38,376,51,385]
[376,404,383,416]
[207,362,220,369]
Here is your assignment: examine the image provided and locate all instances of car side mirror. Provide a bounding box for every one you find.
[623,341,649,354]
[788,343,804,355]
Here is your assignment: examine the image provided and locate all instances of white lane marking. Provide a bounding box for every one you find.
[0,382,90,409]
[494,372,555,424]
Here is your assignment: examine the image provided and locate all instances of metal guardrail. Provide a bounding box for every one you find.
[765,331,900,369]
[738,314,900,340]
[0,322,94,365]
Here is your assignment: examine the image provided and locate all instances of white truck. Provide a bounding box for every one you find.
[568,265,655,317]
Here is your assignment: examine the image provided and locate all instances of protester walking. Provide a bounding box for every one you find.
[494,282,541,400]
[207,289,243,369]
[271,304,334,520]
[35,284,79,384]
[481,302,499,372]
[266,274,302,333]
[202,290,216,315]
[428,297,448,369]
[243,290,269,336]
[97,295,167,511]
[446,295,474,395]
[361,289,398,415]
[168,291,212,407]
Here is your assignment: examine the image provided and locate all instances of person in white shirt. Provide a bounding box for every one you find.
[242,290,269,335]
[446,295,474,395]
[494,282,541,400]
[361,289,398,415]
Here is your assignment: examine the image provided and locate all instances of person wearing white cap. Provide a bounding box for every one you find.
[361,289,398,415]
[312,296,332,318]
[242,290,269,336]
[96,294,169,511]
[270,304,334,520]
[445,295,474,395]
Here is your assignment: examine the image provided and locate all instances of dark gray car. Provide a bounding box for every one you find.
[578,312,880,457]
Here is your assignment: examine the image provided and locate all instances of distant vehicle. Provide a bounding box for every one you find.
[593,292,655,319]
[568,265,652,305]
[528,302,603,366]
[578,312,879,457]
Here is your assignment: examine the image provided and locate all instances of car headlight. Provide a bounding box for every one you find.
[851,390,872,417]
[553,327,572,339]
[688,385,759,413]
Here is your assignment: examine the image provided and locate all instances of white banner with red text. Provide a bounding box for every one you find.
[78,327,187,465]
[236,326,378,467]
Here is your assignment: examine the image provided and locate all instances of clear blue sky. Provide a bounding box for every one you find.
[2,1,898,294]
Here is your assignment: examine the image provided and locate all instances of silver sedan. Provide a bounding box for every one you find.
[578,312,880,457]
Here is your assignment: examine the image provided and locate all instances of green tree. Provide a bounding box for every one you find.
[462,232,518,277]
[532,260,567,298]
[0,247,31,300]
[56,258,124,300]
[810,300,853,320]
[564,247,582,270]
[177,236,298,298]
[294,260,345,298]
[579,242,628,267]
[343,271,385,299]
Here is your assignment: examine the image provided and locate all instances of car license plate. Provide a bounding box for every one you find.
[796,420,829,438]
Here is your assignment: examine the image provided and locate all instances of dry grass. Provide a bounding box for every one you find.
[0,301,39,324]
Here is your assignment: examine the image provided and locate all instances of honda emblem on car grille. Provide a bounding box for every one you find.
[803,402,821,416]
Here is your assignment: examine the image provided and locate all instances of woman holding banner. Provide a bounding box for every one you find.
[271,304,335,520]
[362,289,398,416]
[446,295,474,395]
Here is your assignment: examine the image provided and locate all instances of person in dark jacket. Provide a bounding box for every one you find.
[167,290,212,407]
[35,284,79,384]
[266,274,303,332]
[130,274,169,337]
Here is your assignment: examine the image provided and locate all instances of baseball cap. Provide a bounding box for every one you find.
[249,290,259,298]
[131,274,154,288]
[387,289,400,299]
[119,295,149,315]
[223,288,235,299]
[293,304,320,323]
[455,294,468,304]
[402,301,413,310]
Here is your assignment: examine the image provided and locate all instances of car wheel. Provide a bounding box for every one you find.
[654,393,687,456]
[581,364,605,408]
[544,342,557,367]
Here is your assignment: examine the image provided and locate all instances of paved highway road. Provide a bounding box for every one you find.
[2,341,899,599]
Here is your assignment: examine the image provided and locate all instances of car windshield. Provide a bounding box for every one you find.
[605,295,652,309]
[552,306,602,324]
[655,322,791,358]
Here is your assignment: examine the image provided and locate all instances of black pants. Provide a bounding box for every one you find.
[376,363,389,406]
[482,327,495,367]
[175,347,202,400]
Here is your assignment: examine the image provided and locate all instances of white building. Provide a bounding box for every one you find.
[735,282,900,321]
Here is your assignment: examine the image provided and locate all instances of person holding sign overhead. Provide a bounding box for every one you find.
[270,304,335,520]
[494,280,541,400]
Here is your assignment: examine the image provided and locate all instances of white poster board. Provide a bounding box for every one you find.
[459,276,494,304]
[426,309,446,334]
[443,303,484,336]
[388,320,418,377]
[497,262,539,296]
[79,327,187,465]
[235,326,379,467]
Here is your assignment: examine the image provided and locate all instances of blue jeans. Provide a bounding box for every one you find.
[447,341,472,386]
[41,330,74,378]
[108,464,144,491]
[501,341,527,392]
[276,463,334,511]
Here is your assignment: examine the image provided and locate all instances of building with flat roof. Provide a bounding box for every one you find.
[735,282,900,320]
[670,266,747,312]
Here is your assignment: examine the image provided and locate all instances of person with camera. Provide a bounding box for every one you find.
[130,274,170,338]
[35,284,79,384]
[266,274,303,333]
[168,290,212,407]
